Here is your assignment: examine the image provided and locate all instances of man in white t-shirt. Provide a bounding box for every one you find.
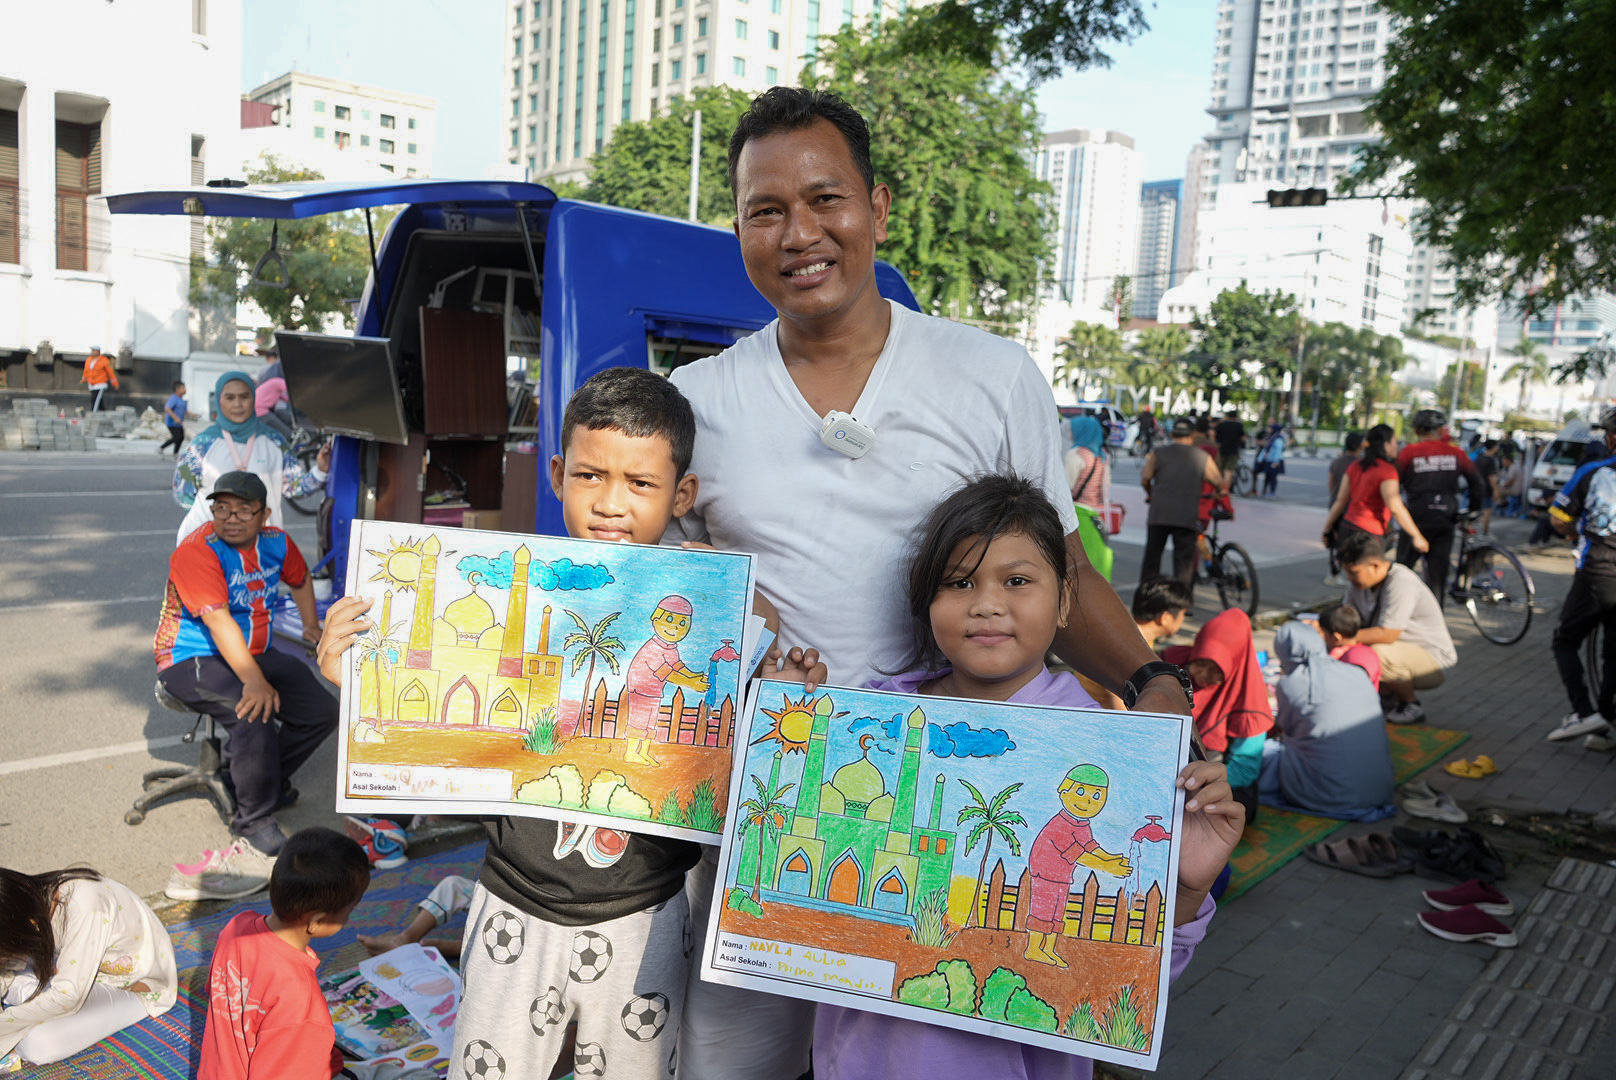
[667,87,1194,1080]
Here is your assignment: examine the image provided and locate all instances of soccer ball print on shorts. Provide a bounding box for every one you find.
[452,883,692,1080]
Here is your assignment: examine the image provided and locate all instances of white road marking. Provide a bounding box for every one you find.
[0,528,174,543]
[0,490,169,497]
[0,735,191,776]
[0,595,160,612]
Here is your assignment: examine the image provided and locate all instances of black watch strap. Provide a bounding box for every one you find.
[1123,661,1194,710]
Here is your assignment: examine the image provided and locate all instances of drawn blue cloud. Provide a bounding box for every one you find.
[927,721,1016,758]
[456,553,614,591]
[847,714,905,742]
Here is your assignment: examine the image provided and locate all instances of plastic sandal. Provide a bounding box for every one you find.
[1304,836,1399,878]
[1361,832,1415,873]
[1444,758,1486,779]
[1472,755,1498,776]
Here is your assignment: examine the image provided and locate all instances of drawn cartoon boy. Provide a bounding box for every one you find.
[621,594,710,765]
[1024,763,1132,968]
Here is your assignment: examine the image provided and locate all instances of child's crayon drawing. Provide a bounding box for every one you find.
[702,680,1191,1070]
[336,520,757,843]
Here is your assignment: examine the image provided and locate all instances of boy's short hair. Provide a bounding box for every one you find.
[561,367,696,477]
[1344,431,1364,453]
[1317,603,1362,638]
[269,827,370,923]
[171,380,185,392]
[1337,529,1389,567]
[1133,577,1193,623]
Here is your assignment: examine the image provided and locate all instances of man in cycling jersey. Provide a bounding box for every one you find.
[1546,406,1616,750]
[1396,409,1486,605]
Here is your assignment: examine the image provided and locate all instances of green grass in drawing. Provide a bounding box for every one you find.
[522,705,563,754]
[686,777,724,832]
[908,887,958,948]
[658,791,686,825]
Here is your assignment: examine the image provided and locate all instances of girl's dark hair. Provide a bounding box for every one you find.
[895,474,1070,674]
[1361,423,1396,465]
[0,866,102,1001]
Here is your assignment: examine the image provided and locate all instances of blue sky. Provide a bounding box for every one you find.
[244,0,1216,182]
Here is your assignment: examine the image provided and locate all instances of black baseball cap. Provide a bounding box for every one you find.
[207,471,268,505]
[1171,419,1195,437]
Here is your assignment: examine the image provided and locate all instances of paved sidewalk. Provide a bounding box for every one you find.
[1143,527,1616,1079]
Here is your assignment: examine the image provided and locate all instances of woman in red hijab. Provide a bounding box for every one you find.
[1167,608,1274,823]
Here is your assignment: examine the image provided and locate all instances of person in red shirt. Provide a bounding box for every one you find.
[1322,423,1428,578]
[200,827,369,1080]
[1396,409,1485,604]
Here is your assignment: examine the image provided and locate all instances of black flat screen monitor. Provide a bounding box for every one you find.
[277,332,409,445]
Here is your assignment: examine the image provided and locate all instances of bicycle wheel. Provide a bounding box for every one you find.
[1235,464,1253,493]
[1214,542,1260,617]
[286,448,325,515]
[1462,545,1534,645]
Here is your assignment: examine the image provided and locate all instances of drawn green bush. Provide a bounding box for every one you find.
[658,790,686,824]
[908,888,957,948]
[1102,984,1150,1051]
[979,968,1059,1033]
[522,706,563,754]
[725,887,765,918]
[686,778,724,832]
[514,763,585,807]
[896,959,977,1016]
[1065,1000,1102,1042]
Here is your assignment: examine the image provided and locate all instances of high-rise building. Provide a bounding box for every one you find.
[1134,179,1183,321]
[1178,142,1212,292]
[1034,128,1142,321]
[244,72,437,179]
[1406,243,1497,348]
[505,0,903,186]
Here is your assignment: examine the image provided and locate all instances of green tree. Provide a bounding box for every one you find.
[1350,0,1616,318]
[956,780,1027,929]
[737,769,796,905]
[560,610,625,701]
[1109,274,1134,325]
[581,86,755,226]
[1132,325,1194,394]
[1191,284,1299,390]
[1503,342,1554,413]
[1437,360,1486,413]
[812,12,1053,322]
[191,155,396,331]
[892,1,1150,82]
[1056,321,1126,392]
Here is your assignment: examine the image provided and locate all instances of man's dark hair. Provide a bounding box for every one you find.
[172,380,185,392]
[561,367,696,477]
[1318,603,1362,638]
[728,87,874,198]
[1133,577,1193,623]
[1337,529,1390,567]
[1344,431,1364,453]
[1484,438,1499,451]
[269,827,369,923]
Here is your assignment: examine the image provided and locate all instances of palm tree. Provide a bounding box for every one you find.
[561,609,625,701]
[1131,325,1195,398]
[1504,342,1553,412]
[956,780,1028,929]
[737,770,796,905]
[1056,321,1127,394]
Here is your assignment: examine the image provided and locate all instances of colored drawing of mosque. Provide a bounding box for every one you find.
[358,536,565,733]
[745,702,957,921]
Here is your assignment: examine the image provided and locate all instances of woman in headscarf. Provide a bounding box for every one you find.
[1259,621,1395,819]
[171,371,329,544]
[1167,608,1275,823]
[1063,414,1114,581]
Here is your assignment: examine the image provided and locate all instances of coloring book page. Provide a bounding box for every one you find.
[359,944,461,1041]
[337,520,757,843]
[703,680,1191,1070]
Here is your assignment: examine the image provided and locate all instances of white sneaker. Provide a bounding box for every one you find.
[1386,701,1427,725]
[1323,572,1344,587]
[1583,725,1616,752]
[1546,712,1608,742]
[164,839,275,901]
[1398,780,1468,823]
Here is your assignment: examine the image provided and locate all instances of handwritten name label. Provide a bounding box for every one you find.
[348,763,512,800]
[713,932,895,997]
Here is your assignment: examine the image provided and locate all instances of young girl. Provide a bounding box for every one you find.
[813,474,1244,1080]
[0,867,177,1068]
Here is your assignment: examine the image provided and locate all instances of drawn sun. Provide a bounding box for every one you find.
[367,537,430,592]
[751,693,839,754]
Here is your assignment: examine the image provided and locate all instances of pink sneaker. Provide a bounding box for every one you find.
[172,848,224,876]
[1423,878,1514,917]
[1418,904,1518,947]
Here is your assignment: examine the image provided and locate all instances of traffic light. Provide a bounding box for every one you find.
[1266,187,1329,208]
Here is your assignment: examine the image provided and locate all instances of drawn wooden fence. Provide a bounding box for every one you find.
[574,679,736,748]
[978,859,1165,948]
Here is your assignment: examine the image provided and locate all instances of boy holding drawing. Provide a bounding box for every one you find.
[318,367,820,1080]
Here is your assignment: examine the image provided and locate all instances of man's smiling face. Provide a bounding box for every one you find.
[731,118,891,331]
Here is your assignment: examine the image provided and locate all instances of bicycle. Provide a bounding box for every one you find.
[285,423,327,516]
[1447,510,1535,645]
[1195,514,1259,618]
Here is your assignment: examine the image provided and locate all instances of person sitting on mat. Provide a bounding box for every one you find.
[0,865,178,1069]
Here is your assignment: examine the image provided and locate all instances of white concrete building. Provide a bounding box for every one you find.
[0,0,241,401]
[504,0,907,186]
[1158,181,1411,338]
[1034,128,1142,323]
[1406,243,1498,349]
[245,72,436,180]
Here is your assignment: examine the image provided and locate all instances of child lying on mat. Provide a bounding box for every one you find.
[0,865,178,1070]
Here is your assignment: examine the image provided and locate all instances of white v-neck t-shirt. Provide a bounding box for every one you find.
[668,299,1078,686]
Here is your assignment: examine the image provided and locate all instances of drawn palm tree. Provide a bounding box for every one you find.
[737,770,796,905]
[561,609,625,701]
[957,780,1027,929]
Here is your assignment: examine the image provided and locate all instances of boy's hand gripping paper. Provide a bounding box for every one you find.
[702,680,1193,1071]
[337,520,756,844]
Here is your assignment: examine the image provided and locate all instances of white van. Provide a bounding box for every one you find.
[1529,421,1596,508]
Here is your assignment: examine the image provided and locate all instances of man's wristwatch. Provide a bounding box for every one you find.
[1122,661,1195,710]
